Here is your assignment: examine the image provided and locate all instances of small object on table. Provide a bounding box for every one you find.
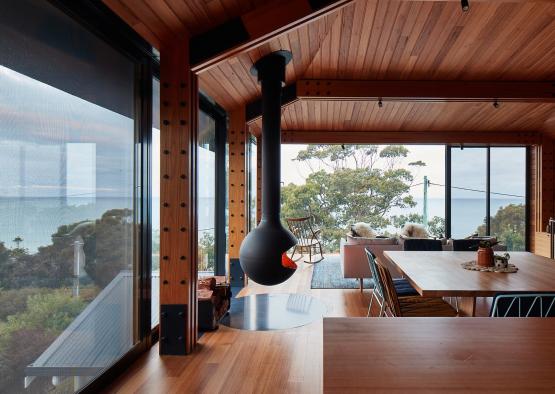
[494,252,510,269]
[461,259,518,273]
[476,240,498,267]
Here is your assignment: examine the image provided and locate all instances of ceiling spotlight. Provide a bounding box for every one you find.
[461,0,470,12]
[378,98,383,108]
[493,99,500,109]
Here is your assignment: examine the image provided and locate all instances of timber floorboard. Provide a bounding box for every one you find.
[104,253,494,393]
[104,255,370,394]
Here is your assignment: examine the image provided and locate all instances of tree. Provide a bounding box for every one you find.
[281,144,425,251]
[391,214,445,238]
[476,203,525,251]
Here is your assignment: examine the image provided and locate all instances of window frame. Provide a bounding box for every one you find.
[446,145,529,250]
[43,1,159,392]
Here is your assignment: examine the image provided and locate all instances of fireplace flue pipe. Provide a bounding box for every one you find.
[239,51,297,286]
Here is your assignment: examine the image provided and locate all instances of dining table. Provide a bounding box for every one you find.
[383,251,555,316]
[324,317,555,393]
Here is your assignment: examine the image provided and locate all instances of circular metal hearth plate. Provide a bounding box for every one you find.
[220,293,327,331]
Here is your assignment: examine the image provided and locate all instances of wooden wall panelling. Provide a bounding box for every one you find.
[540,134,555,231]
[228,110,248,262]
[159,40,198,355]
[529,145,538,252]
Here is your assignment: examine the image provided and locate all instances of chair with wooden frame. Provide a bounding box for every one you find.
[376,262,458,317]
[365,249,418,317]
[286,215,324,264]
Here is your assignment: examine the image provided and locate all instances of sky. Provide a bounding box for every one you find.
[281,144,447,198]
[281,144,526,200]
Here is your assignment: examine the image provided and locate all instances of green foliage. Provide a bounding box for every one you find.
[390,214,445,238]
[282,144,422,252]
[198,232,215,272]
[0,289,87,392]
[477,203,525,251]
[83,209,134,287]
[0,288,49,321]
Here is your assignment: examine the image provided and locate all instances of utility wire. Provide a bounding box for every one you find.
[428,181,524,199]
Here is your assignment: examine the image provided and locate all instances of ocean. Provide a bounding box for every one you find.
[0,196,215,252]
[0,197,523,253]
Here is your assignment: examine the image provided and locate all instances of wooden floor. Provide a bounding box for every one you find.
[105,258,370,394]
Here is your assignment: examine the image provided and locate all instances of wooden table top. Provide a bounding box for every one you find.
[324,317,555,393]
[383,251,555,297]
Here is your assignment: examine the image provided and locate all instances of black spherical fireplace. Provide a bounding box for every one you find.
[239,50,297,286]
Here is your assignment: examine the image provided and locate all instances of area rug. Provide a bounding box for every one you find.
[310,255,373,289]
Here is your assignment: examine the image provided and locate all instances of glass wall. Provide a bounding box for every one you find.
[247,137,258,231]
[152,79,160,328]
[490,148,526,250]
[0,1,137,392]
[450,146,527,250]
[451,148,488,238]
[198,111,217,275]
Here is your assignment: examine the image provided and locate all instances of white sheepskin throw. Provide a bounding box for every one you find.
[351,222,377,238]
[401,223,429,238]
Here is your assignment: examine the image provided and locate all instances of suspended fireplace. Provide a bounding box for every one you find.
[239,51,297,286]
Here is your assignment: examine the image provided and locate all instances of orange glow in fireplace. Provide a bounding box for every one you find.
[282,252,297,270]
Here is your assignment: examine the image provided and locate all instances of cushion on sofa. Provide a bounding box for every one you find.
[350,222,377,238]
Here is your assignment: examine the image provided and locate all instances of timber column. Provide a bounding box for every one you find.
[228,109,248,287]
[159,40,198,355]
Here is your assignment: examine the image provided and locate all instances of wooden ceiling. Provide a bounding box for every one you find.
[105,0,555,136]
[304,0,555,81]
[249,101,555,134]
[103,0,268,45]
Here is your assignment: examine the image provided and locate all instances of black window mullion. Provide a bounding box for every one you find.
[486,146,491,235]
[445,145,452,238]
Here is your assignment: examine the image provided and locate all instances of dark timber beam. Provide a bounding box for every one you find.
[246,83,298,124]
[281,130,542,145]
[190,0,353,73]
[297,80,555,103]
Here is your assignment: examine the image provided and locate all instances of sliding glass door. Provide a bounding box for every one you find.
[449,146,527,250]
[0,1,155,392]
[451,148,488,238]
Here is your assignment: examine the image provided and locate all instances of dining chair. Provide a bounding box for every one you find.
[376,262,458,317]
[451,239,481,251]
[490,293,555,317]
[365,249,418,317]
[402,238,443,251]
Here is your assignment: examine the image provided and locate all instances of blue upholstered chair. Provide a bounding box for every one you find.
[402,238,443,251]
[365,249,418,317]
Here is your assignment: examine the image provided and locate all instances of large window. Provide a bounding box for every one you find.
[451,148,488,238]
[449,146,527,250]
[247,136,258,231]
[0,1,142,392]
[152,78,160,328]
[198,111,217,275]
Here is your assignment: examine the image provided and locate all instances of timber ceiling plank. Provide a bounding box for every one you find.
[303,0,555,81]
[253,100,555,133]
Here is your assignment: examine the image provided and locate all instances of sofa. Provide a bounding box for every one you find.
[198,276,231,331]
[340,235,506,286]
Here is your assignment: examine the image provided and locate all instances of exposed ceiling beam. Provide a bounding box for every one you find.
[246,83,298,124]
[297,80,555,103]
[281,130,541,145]
[190,0,353,73]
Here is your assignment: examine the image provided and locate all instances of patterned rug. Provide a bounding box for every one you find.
[310,255,373,289]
